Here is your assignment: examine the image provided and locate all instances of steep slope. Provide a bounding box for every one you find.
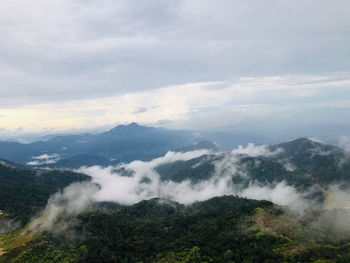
[271,138,350,185]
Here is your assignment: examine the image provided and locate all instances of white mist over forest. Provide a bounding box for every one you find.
[28,142,350,236]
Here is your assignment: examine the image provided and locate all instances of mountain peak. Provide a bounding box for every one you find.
[273,137,341,157]
[128,122,140,127]
[104,123,155,138]
[286,137,326,148]
[108,122,146,132]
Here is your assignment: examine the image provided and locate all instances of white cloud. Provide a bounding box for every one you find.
[30,150,350,239]
[27,153,60,165]
[29,182,99,233]
[339,136,350,152]
[0,72,349,138]
[240,181,310,212]
[231,143,282,157]
[79,150,210,205]
[73,149,311,214]
[0,1,349,141]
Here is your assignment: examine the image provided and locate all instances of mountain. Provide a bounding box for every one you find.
[0,123,273,168]
[270,138,350,185]
[156,154,219,183]
[0,123,195,166]
[85,123,193,161]
[155,138,350,193]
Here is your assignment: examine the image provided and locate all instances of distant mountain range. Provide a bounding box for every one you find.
[0,123,267,167]
[157,137,350,189]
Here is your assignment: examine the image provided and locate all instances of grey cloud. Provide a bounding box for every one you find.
[29,182,99,233]
[0,218,20,234]
[0,0,350,106]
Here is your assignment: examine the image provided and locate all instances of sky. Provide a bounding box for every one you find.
[0,0,349,141]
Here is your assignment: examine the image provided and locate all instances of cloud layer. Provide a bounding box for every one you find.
[74,147,308,211]
[0,1,349,140]
[1,73,349,141]
[30,144,350,238]
[1,0,350,106]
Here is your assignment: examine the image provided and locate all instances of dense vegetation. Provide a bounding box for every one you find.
[0,161,90,224]
[1,196,350,262]
[272,138,350,184]
[74,196,281,262]
[156,155,218,183]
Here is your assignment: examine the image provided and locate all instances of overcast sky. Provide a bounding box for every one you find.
[0,0,349,141]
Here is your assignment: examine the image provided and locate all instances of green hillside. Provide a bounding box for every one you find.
[1,196,350,262]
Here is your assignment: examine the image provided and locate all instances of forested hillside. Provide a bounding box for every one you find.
[0,160,90,224]
[1,196,350,262]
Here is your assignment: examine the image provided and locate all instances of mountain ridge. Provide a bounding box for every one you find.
[0,123,274,166]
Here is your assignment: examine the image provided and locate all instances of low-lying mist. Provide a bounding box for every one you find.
[77,147,309,211]
[29,144,350,239]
